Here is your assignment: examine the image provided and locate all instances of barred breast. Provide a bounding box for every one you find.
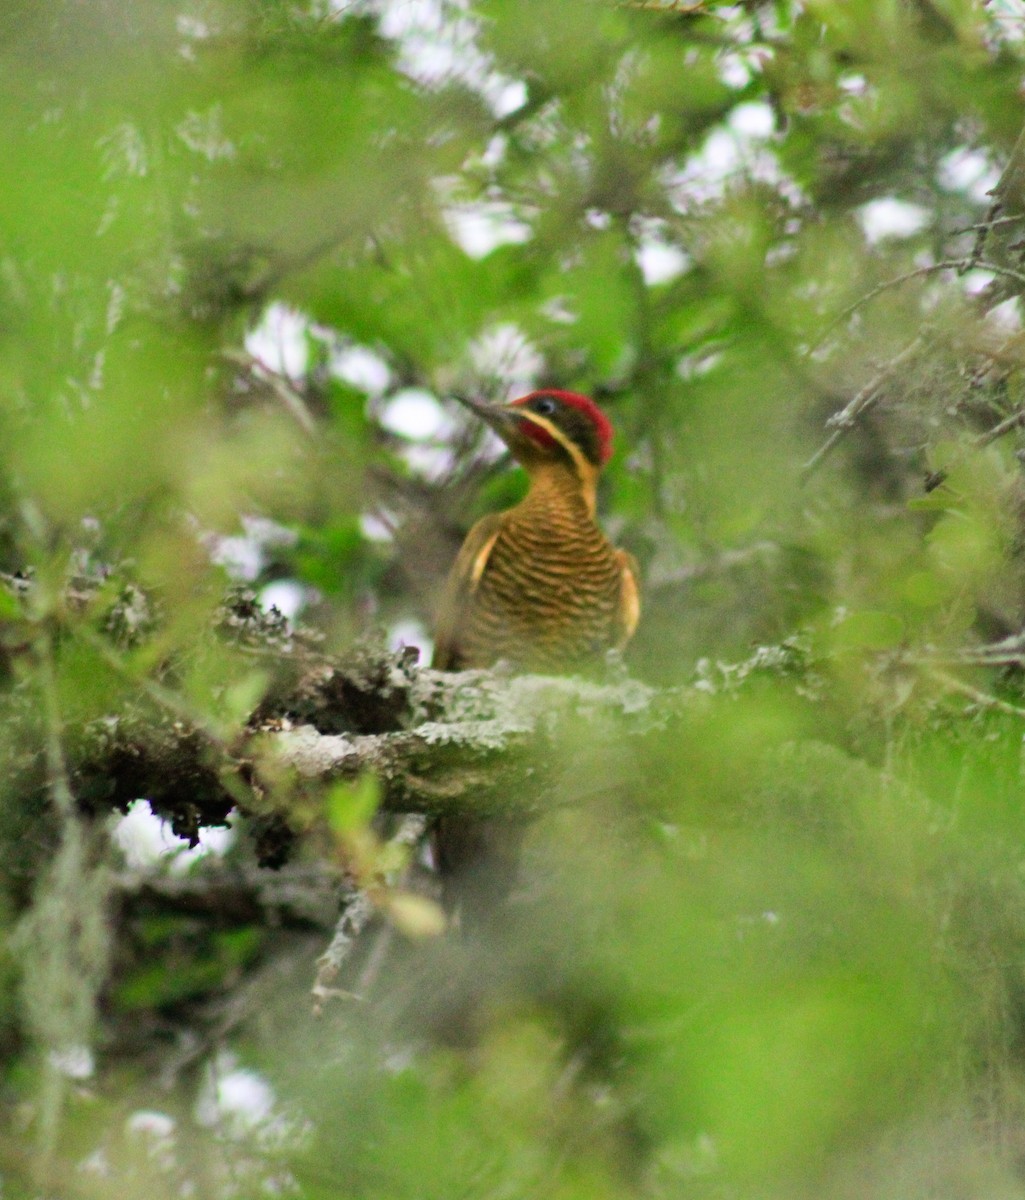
[455,482,625,672]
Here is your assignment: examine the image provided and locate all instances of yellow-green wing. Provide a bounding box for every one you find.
[432,512,505,670]
[615,548,641,649]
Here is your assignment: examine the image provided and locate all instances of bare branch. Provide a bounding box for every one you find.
[224,348,318,437]
[802,241,1025,479]
[928,668,1025,721]
[64,651,679,838]
[800,334,926,482]
[808,258,1025,359]
[913,632,1025,669]
[976,406,1025,447]
[969,123,1025,270]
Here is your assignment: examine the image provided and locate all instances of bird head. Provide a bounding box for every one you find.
[454,390,614,480]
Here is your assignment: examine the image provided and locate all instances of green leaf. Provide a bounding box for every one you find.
[829,609,905,652]
[328,774,381,836]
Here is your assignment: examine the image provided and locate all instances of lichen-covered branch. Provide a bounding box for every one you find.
[275,666,673,813]
[71,646,681,850]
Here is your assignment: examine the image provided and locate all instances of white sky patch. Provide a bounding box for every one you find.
[669,128,738,203]
[195,1051,311,1152]
[211,516,298,583]
[246,304,310,379]
[259,579,307,621]
[938,147,1000,204]
[857,198,931,244]
[331,343,392,396]
[212,534,262,581]
[390,618,433,664]
[986,294,1023,332]
[113,800,183,868]
[49,1045,95,1080]
[401,442,457,479]
[962,269,995,295]
[729,102,774,139]
[489,78,528,119]
[985,0,1025,43]
[359,0,527,118]
[634,223,690,286]
[380,388,460,478]
[444,200,532,258]
[126,1111,176,1139]
[468,322,544,396]
[112,800,235,873]
[636,240,688,286]
[380,388,452,439]
[169,824,234,874]
[718,52,752,89]
[665,107,801,211]
[196,1053,275,1135]
[360,511,395,542]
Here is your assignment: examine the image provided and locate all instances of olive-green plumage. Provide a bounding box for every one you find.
[432,390,640,927]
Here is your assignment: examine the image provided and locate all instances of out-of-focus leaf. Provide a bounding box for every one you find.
[328,774,381,837]
[829,608,905,652]
[384,891,446,940]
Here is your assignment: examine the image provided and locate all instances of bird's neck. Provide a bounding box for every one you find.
[521,460,598,520]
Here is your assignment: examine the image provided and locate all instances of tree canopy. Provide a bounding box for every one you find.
[4,1,1025,1197]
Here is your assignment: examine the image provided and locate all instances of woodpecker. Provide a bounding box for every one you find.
[432,389,640,923]
[433,390,639,673]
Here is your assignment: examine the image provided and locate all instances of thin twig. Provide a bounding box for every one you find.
[977,406,1025,446]
[949,214,1025,238]
[619,1,708,9]
[964,327,1025,392]
[929,667,1025,720]
[968,201,1002,272]
[807,259,1025,357]
[224,349,318,437]
[920,401,1025,495]
[967,122,1025,280]
[311,813,429,1013]
[240,227,356,301]
[802,243,1025,477]
[800,334,925,481]
[311,891,374,1013]
[914,633,1025,668]
[38,631,75,820]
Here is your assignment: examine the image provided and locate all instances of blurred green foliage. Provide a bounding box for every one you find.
[4,0,1025,1196]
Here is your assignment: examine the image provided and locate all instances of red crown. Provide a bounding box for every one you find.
[511,390,614,465]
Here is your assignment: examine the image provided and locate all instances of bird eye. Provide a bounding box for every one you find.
[533,396,557,416]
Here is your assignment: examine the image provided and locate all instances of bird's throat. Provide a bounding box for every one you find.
[524,459,599,520]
